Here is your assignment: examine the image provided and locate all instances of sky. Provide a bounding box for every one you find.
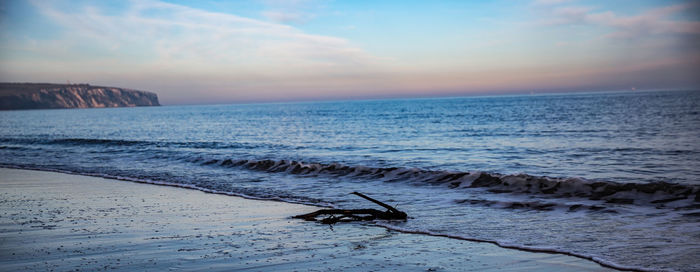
[0,0,699,105]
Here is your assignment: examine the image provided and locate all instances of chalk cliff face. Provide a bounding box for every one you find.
[0,83,160,110]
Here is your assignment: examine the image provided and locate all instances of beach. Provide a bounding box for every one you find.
[0,168,612,271]
[3,0,699,270]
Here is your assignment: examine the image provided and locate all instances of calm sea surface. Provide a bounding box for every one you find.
[1,90,699,271]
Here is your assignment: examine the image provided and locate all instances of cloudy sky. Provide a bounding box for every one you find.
[1,0,699,104]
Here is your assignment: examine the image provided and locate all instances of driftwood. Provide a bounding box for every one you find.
[293,192,407,224]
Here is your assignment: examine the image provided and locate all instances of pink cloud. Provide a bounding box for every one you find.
[588,4,700,38]
[542,3,700,39]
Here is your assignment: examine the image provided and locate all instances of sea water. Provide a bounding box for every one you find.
[1,90,698,271]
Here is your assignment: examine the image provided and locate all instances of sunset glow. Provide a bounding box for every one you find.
[1,0,699,104]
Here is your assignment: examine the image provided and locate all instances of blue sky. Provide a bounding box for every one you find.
[1,0,699,104]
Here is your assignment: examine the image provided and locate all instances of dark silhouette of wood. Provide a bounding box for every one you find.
[351,192,403,214]
[293,192,407,224]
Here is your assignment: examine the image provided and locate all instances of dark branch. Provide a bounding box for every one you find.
[293,192,407,224]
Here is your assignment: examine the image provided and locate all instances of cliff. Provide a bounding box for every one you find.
[0,83,160,110]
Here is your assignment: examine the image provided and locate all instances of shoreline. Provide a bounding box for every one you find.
[0,167,615,271]
[0,164,337,208]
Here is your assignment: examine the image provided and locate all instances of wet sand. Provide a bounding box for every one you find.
[0,168,613,271]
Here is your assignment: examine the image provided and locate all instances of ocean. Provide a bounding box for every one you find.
[1,90,698,271]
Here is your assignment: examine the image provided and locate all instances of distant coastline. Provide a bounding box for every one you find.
[0,83,160,110]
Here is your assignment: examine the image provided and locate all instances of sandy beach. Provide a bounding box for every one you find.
[0,168,613,271]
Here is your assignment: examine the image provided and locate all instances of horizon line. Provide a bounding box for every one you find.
[159,87,697,106]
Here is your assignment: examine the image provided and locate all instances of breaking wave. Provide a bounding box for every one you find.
[193,158,700,210]
[2,136,697,211]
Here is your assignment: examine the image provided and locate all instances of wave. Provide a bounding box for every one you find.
[198,158,699,210]
[0,137,292,150]
[1,164,655,272]
[51,138,146,146]
[0,137,152,147]
[2,136,697,210]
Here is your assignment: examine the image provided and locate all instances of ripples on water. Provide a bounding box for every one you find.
[1,90,699,271]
